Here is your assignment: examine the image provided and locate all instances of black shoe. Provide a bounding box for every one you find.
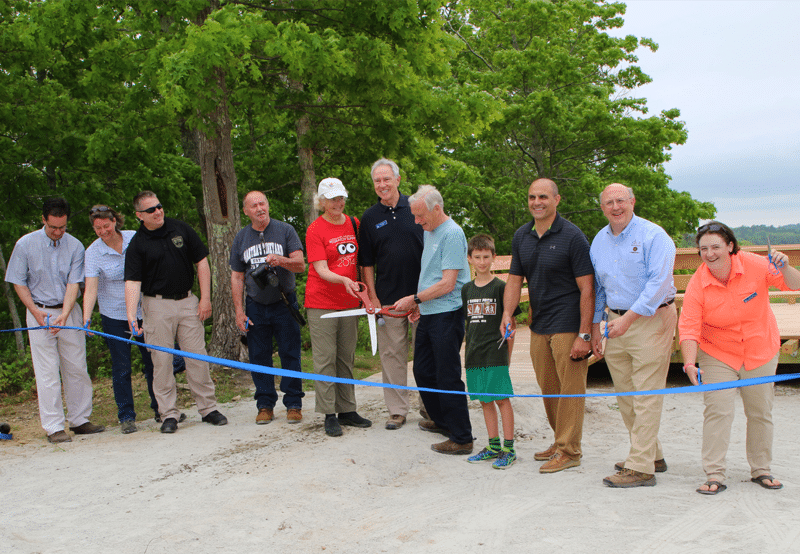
[160,418,178,434]
[201,410,228,426]
[154,412,187,424]
[338,411,372,428]
[325,414,343,437]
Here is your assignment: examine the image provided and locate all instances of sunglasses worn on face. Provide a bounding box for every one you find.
[137,203,163,214]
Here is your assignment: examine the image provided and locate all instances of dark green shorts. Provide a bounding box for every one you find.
[466,366,514,402]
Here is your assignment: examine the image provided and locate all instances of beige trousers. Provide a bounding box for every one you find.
[141,294,217,422]
[377,310,417,418]
[698,350,778,482]
[530,331,588,460]
[604,303,677,474]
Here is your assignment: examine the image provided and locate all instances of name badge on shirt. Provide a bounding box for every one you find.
[743,292,757,303]
[376,220,387,229]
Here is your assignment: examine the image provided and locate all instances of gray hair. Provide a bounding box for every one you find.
[371,158,399,179]
[408,185,443,211]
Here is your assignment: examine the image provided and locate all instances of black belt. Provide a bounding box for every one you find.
[36,303,63,310]
[144,291,189,301]
[610,298,674,316]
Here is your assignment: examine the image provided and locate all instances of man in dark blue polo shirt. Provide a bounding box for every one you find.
[501,178,594,474]
[359,158,424,430]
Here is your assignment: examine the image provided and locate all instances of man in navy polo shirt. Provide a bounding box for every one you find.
[501,178,594,473]
[359,158,424,430]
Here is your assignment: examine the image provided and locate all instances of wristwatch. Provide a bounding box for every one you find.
[578,333,591,342]
[413,294,422,304]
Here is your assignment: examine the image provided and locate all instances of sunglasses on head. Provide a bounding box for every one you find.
[137,203,163,214]
[698,223,724,233]
[89,205,111,215]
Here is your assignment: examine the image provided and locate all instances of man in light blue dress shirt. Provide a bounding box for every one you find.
[590,183,677,488]
[5,198,104,443]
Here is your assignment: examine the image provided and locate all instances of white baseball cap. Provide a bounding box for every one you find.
[318,178,348,199]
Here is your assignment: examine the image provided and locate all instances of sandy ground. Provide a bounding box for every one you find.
[3,332,800,554]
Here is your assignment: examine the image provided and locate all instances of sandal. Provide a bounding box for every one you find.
[751,475,783,490]
[696,480,727,495]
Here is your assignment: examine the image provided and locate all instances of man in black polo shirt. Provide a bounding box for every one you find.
[359,158,424,430]
[124,191,226,433]
[501,178,594,473]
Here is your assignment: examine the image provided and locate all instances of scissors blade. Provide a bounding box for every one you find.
[767,235,772,262]
[368,313,378,356]
[320,308,367,319]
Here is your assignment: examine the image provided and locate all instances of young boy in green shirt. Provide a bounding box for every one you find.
[462,234,519,469]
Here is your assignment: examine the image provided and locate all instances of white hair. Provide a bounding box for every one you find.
[408,185,443,211]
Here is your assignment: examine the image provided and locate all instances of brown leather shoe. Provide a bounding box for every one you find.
[615,458,668,473]
[69,422,105,434]
[534,443,557,461]
[287,408,302,424]
[256,408,274,424]
[431,439,473,455]
[539,452,581,473]
[418,419,449,436]
[385,415,406,430]
[603,469,656,488]
[47,430,72,443]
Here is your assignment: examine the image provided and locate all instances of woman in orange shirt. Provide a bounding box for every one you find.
[679,222,800,495]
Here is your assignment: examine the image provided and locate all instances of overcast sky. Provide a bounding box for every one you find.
[611,0,800,227]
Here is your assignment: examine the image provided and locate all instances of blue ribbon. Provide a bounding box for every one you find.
[4,323,799,399]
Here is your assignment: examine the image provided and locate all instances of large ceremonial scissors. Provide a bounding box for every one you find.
[320,282,414,355]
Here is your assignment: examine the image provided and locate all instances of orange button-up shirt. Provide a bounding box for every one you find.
[679,251,790,371]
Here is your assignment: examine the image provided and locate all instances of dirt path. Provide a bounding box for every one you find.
[3,333,800,553]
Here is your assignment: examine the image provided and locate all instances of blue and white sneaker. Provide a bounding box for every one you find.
[492,450,517,470]
[468,447,501,464]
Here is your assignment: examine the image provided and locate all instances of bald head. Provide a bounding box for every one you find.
[243,190,271,231]
[600,183,636,234]
[532,178,559,197]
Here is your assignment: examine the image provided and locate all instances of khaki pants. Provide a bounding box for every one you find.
[530,331,588,459]
[307,308,358,415]
[604,303,677,474]
[377,309,417,418]
[141,294,217,422]
[698,350,778,482]
[27,305,93,435]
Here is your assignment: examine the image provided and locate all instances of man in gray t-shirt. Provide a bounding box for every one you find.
[230,191,306,425]
[5,198,105,443]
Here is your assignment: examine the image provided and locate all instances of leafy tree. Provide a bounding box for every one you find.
[439,0,714,252]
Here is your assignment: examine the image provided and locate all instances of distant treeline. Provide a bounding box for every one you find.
[679,224,800,247]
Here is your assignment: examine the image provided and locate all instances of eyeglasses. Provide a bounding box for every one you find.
[89,205,111,215]
[136,203,163,214]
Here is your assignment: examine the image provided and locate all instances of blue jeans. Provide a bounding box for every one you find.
[413,308,472,444]
[246,294,304,410]
[100,315,156,422]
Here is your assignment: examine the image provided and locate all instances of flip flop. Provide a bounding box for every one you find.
[696,480,727,495]
[751,475,783,490]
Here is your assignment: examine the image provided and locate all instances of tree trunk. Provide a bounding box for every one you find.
[296,112,317,227]
[0,246,25,353]
[195,66,242,364]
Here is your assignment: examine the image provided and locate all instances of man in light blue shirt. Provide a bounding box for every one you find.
[590,183,677,488]
[393,185,472,455]
[5,198,104,443]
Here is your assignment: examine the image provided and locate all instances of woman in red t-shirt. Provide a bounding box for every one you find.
[305,178,373,437]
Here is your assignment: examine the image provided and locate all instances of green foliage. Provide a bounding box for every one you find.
[0,344,34,394]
